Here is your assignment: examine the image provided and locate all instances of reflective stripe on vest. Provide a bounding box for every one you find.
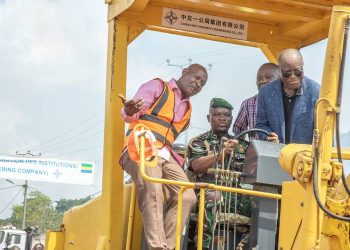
[151,85,169,116]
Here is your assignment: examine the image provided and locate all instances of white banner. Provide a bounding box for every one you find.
[0,155,94,185]
[161,8,248,40]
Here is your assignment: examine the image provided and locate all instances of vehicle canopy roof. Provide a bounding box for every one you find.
[106,0,350,61]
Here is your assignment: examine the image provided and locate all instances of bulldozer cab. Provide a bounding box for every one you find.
[45,1,350,249]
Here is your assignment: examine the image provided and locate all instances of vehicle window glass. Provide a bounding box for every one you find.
[12,234,21,244]
[0,231,5,243]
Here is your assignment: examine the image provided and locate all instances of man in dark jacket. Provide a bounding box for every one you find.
[255,48,320,144]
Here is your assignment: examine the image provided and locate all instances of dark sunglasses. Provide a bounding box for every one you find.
[281,68,303,78]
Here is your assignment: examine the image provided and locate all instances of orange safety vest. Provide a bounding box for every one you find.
[127,79,192,148]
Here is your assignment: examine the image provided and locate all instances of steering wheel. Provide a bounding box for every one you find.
[233,128,271,142]
[232,128,271,165]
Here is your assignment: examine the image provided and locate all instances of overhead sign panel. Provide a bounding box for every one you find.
[0,155,94,185]
[161,7,248,40]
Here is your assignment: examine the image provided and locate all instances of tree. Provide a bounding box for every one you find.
[55,196,92,215]
[10,191,61,233]
[1,192,92,233]
[0,217,12,227]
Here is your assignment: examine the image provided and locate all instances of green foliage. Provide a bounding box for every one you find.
[55,196,92,214]
[0,217,12,227]
[10,191,61,233]
[1,191,92,233]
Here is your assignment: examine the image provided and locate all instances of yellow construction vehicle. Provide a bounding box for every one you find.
[45,1,350,249]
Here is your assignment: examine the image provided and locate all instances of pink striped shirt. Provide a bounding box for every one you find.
[120,78,191,166]
[233,94,258,135]
[121,78,191,122]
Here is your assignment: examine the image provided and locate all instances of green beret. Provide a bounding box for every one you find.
[210,98,233,110]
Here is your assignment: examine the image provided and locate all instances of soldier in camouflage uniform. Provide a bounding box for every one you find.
[186,98,251,249]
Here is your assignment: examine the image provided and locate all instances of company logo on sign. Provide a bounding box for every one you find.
[162,8,248,40]
[164,10,179,25]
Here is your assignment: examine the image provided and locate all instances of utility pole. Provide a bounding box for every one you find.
[14,150,41,229]
[22,180,28,228]
[166,58,193,69]
[5,178,28,228]
[166,58,213,70]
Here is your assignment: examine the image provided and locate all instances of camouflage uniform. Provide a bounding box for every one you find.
[186,130,251,248]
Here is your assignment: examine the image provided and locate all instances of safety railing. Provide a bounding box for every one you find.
[127,131,282,250]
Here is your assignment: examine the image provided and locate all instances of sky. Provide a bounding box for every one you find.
[0,0,350,220]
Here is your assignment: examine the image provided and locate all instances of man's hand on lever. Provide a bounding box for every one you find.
[222,139,238,156]
[118,94,144,116]
[267,132,279,143]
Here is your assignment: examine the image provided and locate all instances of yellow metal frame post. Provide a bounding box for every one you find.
[126,184,136,250]
[175,186,191,250]
[318,5,350,248]
[259,45,280,64]
[101,16,129,250]
[197,188,205,250]
[294,5,350,249]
